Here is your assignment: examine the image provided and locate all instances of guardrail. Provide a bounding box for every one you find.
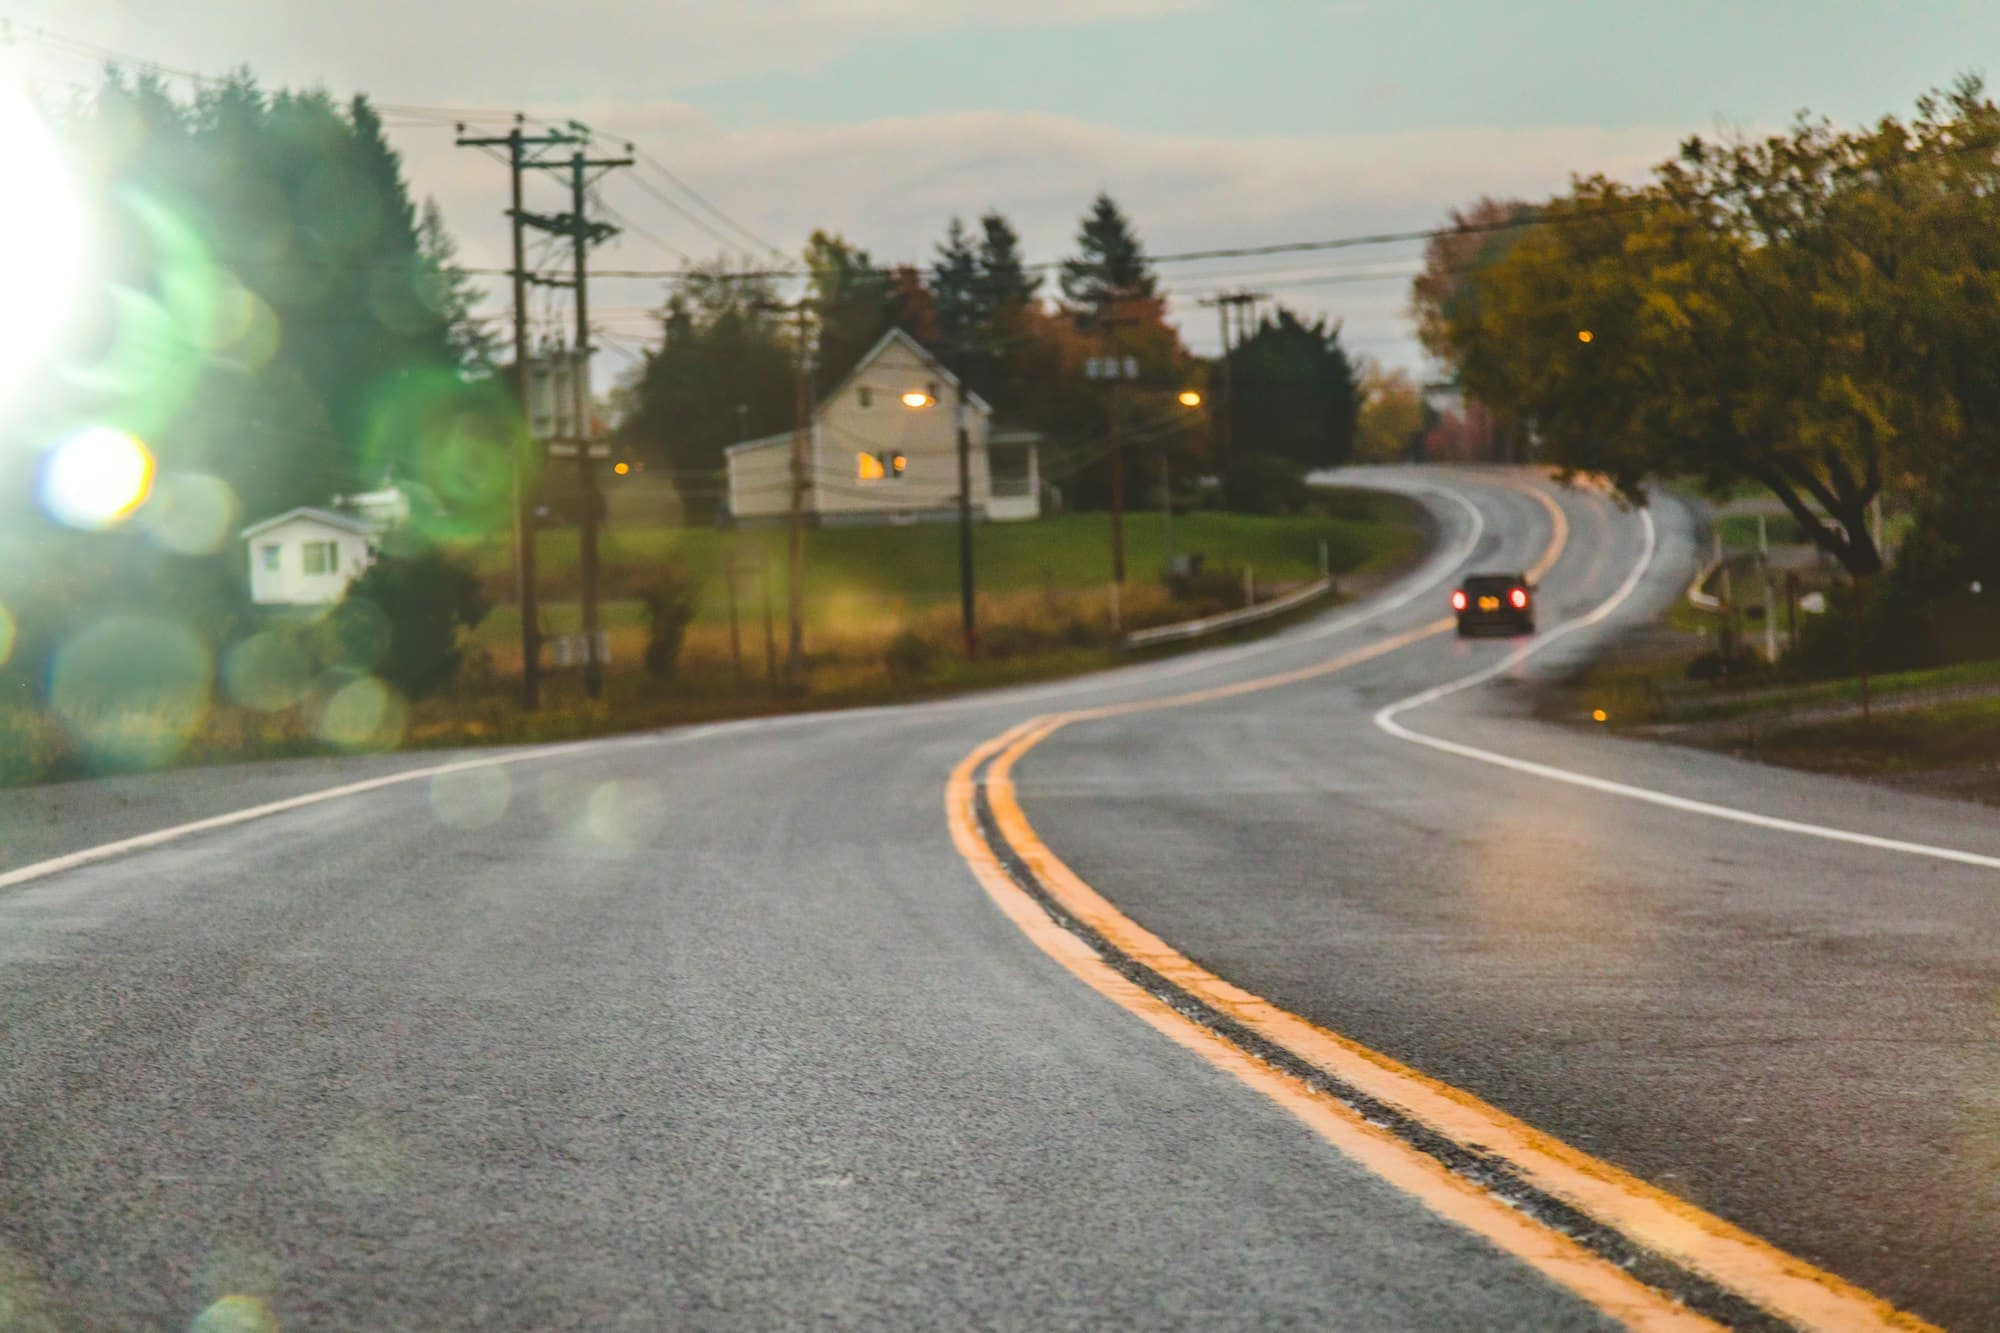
[1687,557,1724,611]
[1122,577,1335,650]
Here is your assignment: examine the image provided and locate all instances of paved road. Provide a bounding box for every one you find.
[0,467,1991,1329]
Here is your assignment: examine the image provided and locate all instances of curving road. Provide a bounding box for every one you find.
[0,467,1993,1330]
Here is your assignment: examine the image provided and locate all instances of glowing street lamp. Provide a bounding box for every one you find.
[1177,389,1203,408]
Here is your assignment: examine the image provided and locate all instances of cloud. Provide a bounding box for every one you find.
[400,103,1686,368]
[41,0,1213,100]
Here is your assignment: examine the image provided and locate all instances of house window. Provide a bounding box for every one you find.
[302,540,338,575]
[857,386,873,408]
[259,544,281,572]
[856,452,907,482]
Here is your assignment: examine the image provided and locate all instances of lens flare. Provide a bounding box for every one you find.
[37,427,156,529]
[190,1293,278,1333]
[49,614,211,769]
[0,83,84,413]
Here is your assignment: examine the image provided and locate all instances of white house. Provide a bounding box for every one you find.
[240,506,383,606]
[724,328,1041,525]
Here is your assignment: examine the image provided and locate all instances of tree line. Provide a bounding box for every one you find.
[1417,80,2000,666]
[616,193,1362,516]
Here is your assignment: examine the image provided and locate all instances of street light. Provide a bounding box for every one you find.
[1177,389,1203,408]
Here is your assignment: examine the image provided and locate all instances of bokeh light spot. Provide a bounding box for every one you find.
[316,674,406,750]
[313,597,392,672]
[49,615,211,768]
[222,629,316,712]
[189,1293,277,1333]
[429,764,511,830]
[37,426,156,530]
[141,471,239,555]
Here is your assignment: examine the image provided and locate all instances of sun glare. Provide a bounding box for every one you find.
[39,427,157,529]
[0,81,84,413]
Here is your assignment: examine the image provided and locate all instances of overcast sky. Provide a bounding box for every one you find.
[11,1,1999,375]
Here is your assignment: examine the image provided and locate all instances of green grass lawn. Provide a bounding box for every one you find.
[474,496,1423,629]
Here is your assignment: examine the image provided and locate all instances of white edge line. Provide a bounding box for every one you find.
[1374,502,2000,874]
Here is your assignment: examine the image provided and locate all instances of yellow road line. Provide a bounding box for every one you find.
[946,742,1721,1333]
[948,474,1935,1332]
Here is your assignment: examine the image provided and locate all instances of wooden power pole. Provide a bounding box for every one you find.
[787,303,812,688]
[1198,290,1263,510]
[456,119,580,710]
[559,143,631,700]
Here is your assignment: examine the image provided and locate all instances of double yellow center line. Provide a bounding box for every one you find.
[944,479,1931,1332]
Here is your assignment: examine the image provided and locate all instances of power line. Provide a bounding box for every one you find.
[591,187,694,265]
[611,172,746,261]
[629,146,787,260]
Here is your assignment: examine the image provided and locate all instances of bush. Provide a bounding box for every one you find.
[1784,578,1938,681]
[883,628,941,680]
[637,563,698,680]
[333,548,490,700]
[1229,453,1312,515]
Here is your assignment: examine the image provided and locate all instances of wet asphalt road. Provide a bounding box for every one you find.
[0,466,1992,1329]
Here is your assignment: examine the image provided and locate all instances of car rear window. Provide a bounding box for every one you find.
[1463,576,1523,594]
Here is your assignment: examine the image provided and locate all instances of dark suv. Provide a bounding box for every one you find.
[1452,573,1536,636]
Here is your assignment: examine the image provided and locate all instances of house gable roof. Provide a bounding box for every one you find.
[819,327,994,418]
[721,328,999,456]
[239,506,378,540]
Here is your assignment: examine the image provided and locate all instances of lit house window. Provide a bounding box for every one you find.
[856,452,905,481]
[259,544,281,572]
[302,540,338,575]
[857,386,872,408]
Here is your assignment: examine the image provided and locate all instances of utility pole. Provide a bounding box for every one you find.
[953,372,978,656]
[786,303,813,688]
[749,298,817,689]
[456,119,578,709]
[1095,298,1133,586]
[1198,290,1262,509]
[559,143,631,699]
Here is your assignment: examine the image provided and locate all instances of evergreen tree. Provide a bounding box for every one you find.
[977,211,1040,310]
[416,198,496,370]
[930,217,982,352]
[1059,192,1157,313]
[1228,308,1360,487]
[805,230,896,384]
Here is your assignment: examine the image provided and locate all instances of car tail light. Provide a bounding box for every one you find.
[1509,587,1529,609]
[1450,590,1467,611]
